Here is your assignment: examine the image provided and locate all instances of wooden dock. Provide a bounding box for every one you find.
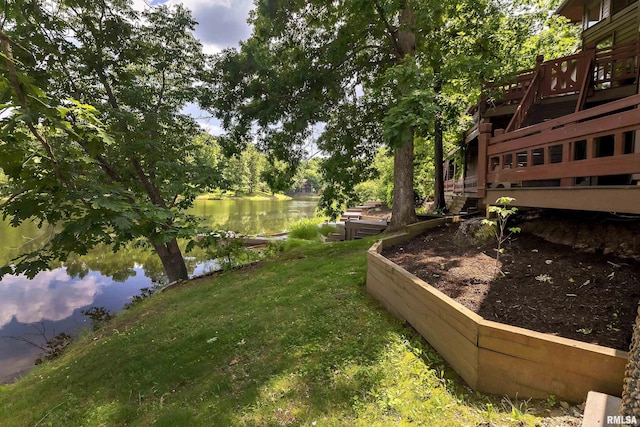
[326,201,390,242]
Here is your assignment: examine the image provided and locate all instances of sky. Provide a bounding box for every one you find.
[132,0,256,135]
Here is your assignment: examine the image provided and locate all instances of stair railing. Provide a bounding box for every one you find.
[506,56,544,133]
[575,48,596,113]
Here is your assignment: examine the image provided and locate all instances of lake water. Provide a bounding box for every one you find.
[0,197,318,383]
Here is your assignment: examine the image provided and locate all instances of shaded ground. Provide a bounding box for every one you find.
[383,220,640,351]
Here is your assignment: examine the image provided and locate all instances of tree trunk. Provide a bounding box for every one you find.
[433,82,446,211]
[390,133,418,230]
[152,238,189,283]
[388,6,418,230]
[621,306,640,418]
[431,2,446,212]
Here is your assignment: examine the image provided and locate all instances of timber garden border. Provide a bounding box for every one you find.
[366,217,627,403]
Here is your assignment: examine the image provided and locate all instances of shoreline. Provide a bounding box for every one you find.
[196,191,320,201]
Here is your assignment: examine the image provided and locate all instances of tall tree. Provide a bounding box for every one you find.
[0,1,219,282]
[207,0,507,225]
[242,144,266,194]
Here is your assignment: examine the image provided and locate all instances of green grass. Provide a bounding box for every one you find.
[287,218,336,241]
[0,239,550,426]
[288,219,323,240]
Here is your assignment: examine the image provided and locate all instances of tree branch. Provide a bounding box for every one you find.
[131,157,166,208]
[155,68,166,115]
[0,30,62,176]
[373,1,402,60]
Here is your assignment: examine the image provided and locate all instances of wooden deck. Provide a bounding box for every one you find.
[327,202,389,241]
[446,40,640,214]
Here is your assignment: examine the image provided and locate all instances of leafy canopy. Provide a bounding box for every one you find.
[206,0,564,219]
[0,1,220,281]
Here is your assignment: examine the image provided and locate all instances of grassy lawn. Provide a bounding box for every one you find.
[196,190,293,201]
[0,239,551,426]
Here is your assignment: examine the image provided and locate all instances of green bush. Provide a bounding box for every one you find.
[289,220,320,240]
[318,223,337,237]
[354,180,386,205]
[473,222,496,245]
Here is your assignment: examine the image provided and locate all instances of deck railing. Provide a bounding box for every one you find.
[484,69,535,109]
[541,51,589,98]
[486,94,640,188]
[444,178,460,192]
[593,41,640,89]
[444,177,478,194]
[485,41,639,114]
[463,176,478,191]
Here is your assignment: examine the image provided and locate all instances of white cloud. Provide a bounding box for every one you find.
[157,0,254,51]
[199,121,223,136]
[131,0,152,12]
[0,269,108,328]
[201,41,223,56]
[147,0,255,132]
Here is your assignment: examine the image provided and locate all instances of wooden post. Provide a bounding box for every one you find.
[561,141,573,187]
[477,123,492,198]
[535,55,545,100]
[544,146,550,165]
[614,132,624,156]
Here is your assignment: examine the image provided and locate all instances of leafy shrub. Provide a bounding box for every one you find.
[288,218,326,240]
[482,197,521,275]
[473,222,496,245]
[318,223,337,237]
[288,218,337,240]
[354,180,386,205]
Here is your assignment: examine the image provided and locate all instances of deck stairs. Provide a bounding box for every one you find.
[446,195,480,214]
[326,201,388,242]
[339,202,384,222]
[325,222,346,242]
[521,97,578,128]
[346,220,388,240]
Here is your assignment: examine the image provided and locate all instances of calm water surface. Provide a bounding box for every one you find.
[0,197,318,383]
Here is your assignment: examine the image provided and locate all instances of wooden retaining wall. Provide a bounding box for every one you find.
[366,219,628,403]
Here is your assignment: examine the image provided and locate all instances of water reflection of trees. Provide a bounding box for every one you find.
[1,199,319,281]
[64,245,149,282]
[190,199,318,235]
[0,223,55,267]
[64,241,209,284]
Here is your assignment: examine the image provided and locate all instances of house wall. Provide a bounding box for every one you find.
[583,1,639,46]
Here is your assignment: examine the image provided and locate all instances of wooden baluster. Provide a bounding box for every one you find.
[587,137,594,160]
[561,141,572,187]
[614,132,624,156]
[535,55,545,100]
[636,39,640,94]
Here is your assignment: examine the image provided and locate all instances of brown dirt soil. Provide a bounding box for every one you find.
[382,220,640,351]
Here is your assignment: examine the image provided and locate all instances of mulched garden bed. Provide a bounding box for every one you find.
[382,221,640,351]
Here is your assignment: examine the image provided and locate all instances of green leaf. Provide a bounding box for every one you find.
[112,216,133,230]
